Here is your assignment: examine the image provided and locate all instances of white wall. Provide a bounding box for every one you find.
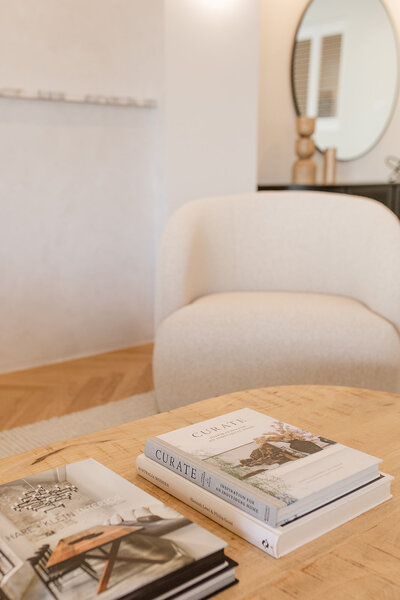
[0,0,163,373]
[0,0,161,101]
[258,0,400,184]
[164,0,260,216]
[0,0,260,373]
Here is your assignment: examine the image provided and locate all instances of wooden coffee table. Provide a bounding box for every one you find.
[1,385,399,599]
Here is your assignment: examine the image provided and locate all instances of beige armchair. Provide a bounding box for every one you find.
[154,191,400,411]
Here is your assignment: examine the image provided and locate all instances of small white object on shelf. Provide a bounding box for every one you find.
[0,87,157,108]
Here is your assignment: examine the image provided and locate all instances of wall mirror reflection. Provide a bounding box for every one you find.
[291,0,399,161]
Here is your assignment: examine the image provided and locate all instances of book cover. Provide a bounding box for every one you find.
[136,454,392,558]
[145,408,381,526]
[0,459,233,600]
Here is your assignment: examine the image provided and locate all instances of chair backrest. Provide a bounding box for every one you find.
[156,191,400,331]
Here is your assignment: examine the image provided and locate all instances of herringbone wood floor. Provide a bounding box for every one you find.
[0,344,154,431]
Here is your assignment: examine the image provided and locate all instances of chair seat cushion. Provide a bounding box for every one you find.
[154,291,400,410]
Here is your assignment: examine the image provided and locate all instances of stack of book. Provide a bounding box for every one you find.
[0,458,237,600]
[137,408,393,558]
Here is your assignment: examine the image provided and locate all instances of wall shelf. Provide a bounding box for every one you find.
[0,88,158,108]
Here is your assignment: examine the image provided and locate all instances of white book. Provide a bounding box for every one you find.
[145,408,381,527]
[136,453,392,559]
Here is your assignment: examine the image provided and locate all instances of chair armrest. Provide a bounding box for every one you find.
[155,203,205,328]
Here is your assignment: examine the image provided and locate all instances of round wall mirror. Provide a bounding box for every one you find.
[291,0,399,161]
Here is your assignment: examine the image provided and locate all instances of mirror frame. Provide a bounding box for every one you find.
[290,0,399,161]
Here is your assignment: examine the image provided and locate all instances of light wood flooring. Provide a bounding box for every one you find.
[0,344,154,432]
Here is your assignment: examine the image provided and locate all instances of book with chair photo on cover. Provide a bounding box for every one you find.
[0,459,237,600]
[144,408,382,527]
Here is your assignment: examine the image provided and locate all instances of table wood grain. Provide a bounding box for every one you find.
[1,385,399,599]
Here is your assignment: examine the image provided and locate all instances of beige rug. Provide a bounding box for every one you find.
[0,390,158,459]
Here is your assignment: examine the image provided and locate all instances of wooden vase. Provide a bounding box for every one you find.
[292,116,316,185]
[323,147,336,184]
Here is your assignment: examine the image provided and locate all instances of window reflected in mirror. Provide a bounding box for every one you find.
[291,0,398,161]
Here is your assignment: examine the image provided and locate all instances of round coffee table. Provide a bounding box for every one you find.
[1,384,399,599]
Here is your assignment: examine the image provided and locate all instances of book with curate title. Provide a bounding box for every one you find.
[0,459,236,600]
[144,408,381,527]
[136,453,392,558]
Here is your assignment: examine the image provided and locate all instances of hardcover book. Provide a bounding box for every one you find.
[0,459,236,600]
[137,454,392,558]
[144,408,381,527]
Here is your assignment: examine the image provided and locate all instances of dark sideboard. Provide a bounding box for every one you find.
[257,183,400,219]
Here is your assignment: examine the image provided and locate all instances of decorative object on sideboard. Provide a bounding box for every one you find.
[292,115,316,184]
[323,147,336,184]
[385,155,400,183]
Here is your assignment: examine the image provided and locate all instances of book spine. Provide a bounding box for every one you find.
[144,439,277,526]
[136,453,280,558]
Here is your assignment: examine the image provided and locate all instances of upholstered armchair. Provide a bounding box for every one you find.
[154,191,400,411]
